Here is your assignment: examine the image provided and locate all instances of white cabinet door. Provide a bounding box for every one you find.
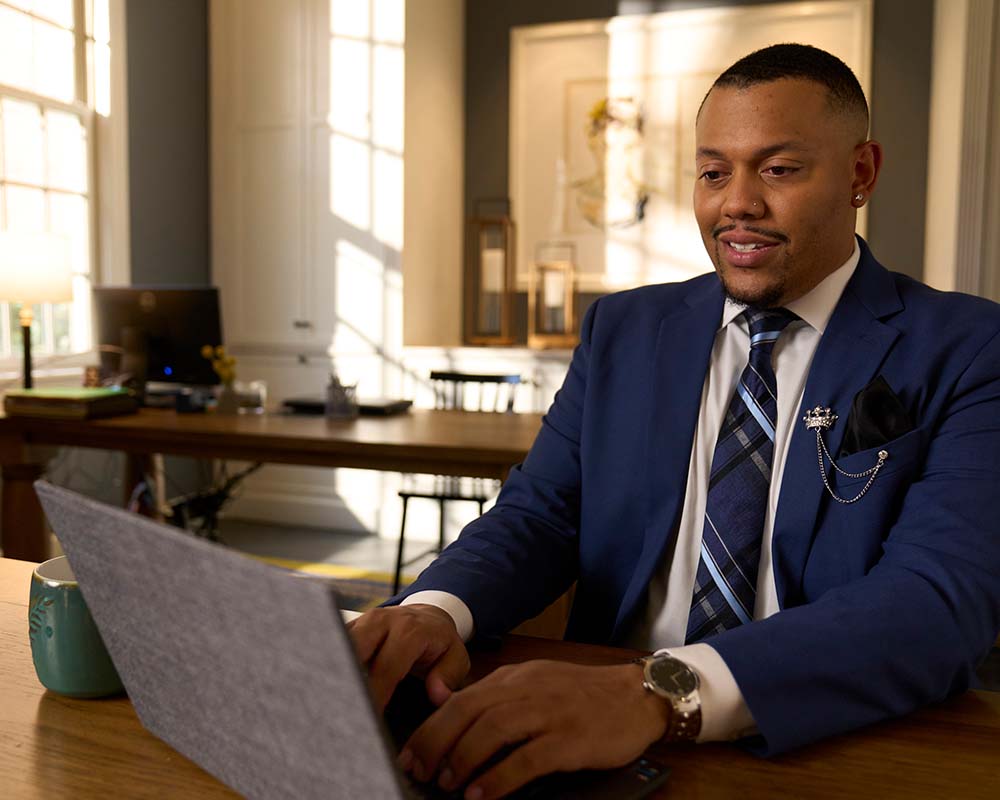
[212,0,316,349]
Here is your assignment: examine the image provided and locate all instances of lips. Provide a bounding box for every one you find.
[718,233,782,267]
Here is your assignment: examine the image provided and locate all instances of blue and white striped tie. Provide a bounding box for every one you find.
[685,308,798,643]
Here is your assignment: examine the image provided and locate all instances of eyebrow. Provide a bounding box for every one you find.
[696,141,813,159]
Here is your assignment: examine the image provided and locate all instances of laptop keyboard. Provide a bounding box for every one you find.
[385,677,670,799]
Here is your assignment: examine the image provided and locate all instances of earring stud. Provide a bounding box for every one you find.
[854,193,864,203]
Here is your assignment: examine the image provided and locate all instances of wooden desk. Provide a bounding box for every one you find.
[0,408,544,562]
[2,557,998,799]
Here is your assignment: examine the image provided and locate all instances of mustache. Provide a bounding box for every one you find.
[712,224,789,243]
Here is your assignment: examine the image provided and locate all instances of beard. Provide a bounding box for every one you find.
[708,227,791,310]
[719,272,788,310]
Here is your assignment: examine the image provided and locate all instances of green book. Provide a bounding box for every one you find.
[3,387,138,420]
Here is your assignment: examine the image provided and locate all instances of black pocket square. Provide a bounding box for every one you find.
[838,375,915,458]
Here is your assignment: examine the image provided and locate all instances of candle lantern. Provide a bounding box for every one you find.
[528,241,577,349]
[465,200,515,345]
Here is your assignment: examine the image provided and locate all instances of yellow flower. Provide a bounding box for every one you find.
[203,347,238,385]
[589,98,608,122]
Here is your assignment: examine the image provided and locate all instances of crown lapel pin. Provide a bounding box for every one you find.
[803,405,838,431]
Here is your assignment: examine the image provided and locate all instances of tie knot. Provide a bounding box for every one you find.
[743,308,798,348]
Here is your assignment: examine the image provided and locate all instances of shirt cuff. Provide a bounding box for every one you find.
[658,643,758,742]
[401,590,475,641]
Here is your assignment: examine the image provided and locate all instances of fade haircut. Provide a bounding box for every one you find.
[703,43,869,137]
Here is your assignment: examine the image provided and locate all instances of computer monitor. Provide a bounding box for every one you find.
[93,286,223,387]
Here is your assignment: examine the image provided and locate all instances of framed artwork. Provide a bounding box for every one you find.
[509,0,873,293]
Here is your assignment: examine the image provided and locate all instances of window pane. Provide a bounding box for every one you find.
[92,0,110,44]
[33,20,75,102]
[8,302,25,353]
[49,192,88,275]
[46,110,88,192]
[7,302,46,351]
[0,6,33,92]
[2,98,45,185]
[6,185,47,232]
[34,0,75,29]
[94,40,110,116]
[51,300,71,352]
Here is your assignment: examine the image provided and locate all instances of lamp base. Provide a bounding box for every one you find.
[18,306,34,390]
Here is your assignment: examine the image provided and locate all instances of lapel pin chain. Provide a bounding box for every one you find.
[802,406,888,504]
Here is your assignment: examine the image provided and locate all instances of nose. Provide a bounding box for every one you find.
[720,172,765,221]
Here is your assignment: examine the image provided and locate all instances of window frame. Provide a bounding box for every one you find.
[0,0,127,383]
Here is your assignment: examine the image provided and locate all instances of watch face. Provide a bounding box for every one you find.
[648,656,698,696]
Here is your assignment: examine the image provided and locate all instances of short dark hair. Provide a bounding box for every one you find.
[704,43,869,132]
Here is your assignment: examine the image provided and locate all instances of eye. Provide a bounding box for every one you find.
[763,165,798,177]
[699,169,726,182]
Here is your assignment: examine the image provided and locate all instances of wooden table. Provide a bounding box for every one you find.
[2,557,998,798]
[0,408,544,562]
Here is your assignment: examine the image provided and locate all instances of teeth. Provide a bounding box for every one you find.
[729,242,764,252]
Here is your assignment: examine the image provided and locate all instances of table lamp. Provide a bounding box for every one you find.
[0,231,73,389]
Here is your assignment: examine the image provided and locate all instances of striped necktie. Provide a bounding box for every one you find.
[685,308,798,643]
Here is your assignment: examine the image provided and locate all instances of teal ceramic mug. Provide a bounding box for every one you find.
[29,555,124,698]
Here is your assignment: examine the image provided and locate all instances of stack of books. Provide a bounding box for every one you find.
[3,387,139,420]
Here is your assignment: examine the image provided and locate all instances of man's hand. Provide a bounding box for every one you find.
[399,659,671,800]
[347,604,470,712]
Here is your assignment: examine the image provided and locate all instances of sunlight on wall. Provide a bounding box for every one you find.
[373,149,403,251]
[332,239,385,355]
[329,134,372,230]
[327,0,406,534]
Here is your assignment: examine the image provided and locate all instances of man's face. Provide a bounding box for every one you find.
[693,78,870,308]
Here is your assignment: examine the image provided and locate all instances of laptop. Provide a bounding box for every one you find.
[34,481,670,799]
[283,396,413,416]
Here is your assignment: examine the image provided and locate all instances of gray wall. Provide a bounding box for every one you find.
[466,0,934,291]
[126,0,210,287]
[109,1,213,502]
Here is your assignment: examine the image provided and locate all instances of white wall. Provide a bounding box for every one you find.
[402,0,465,346]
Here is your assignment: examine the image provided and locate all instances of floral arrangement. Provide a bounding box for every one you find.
[201,344,237,385]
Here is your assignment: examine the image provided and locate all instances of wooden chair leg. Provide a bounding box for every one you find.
[393,496,410,595]
[477,499,485,517]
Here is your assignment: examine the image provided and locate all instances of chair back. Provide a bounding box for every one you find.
[429,371,523,413]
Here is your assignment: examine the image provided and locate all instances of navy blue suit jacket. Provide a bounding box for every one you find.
[396,238,1000,754]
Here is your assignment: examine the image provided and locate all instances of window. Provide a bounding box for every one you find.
[0,0,112,365]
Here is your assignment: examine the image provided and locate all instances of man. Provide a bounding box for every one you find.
[350,44,1000,799]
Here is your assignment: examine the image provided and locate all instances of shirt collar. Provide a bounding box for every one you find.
[720,239,860,334]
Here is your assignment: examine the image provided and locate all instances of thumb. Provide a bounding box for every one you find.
[425,643,470,706]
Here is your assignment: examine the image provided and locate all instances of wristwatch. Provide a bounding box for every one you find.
[637,652,702,742]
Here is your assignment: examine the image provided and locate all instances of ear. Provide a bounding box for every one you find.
[850,140,883,207]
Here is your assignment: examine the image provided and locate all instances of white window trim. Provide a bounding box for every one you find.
[0,0,129,382]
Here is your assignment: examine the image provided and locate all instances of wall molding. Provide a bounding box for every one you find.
[954,0,999,296]
[980,0,1000,302]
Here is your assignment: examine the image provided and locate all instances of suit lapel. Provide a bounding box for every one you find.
[771,242,903,608]
[612,278,724,638]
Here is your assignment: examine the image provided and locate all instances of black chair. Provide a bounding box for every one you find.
[393,371,523,593]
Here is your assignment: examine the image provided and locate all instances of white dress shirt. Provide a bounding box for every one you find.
[405,242,860,742]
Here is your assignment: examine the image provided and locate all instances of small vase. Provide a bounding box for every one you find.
[216,383,240,415]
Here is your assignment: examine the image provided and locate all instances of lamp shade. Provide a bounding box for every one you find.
[0,231,73,304]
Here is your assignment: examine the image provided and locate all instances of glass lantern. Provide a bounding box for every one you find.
[464,201,515,346]
[528,241,577,349]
